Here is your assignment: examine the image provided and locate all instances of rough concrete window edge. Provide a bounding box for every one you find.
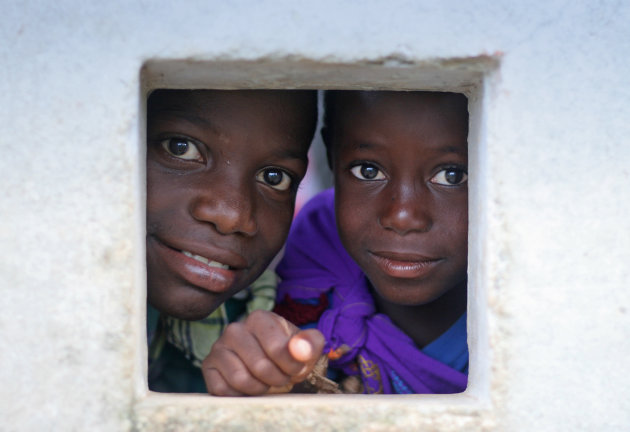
[134,55,500,431]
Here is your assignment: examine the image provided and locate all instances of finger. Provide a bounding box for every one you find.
[246,311,305,377]
[225,321,293,388]
[203,344,270,396]
[288,335,314,362]
[203,367,246,397]
[288,329,325,362]
[288,329,325,381]
[266,382,295,394]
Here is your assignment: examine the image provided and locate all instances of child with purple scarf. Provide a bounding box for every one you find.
[204,91,469,395]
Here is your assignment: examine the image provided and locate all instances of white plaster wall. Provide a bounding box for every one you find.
[1,1,629,431]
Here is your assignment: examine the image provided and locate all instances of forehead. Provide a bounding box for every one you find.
[149,89,309,109]
[336,91,468,129]
[332,91,469,154]
[148,89,316,136]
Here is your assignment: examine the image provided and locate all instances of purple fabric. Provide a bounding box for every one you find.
[277,188,468,394]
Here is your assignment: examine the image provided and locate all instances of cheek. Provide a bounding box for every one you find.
[448,209,468,241]
[438,197,468,255]
[334,181,371,235]
[146,185,182,230]
[146,166,193,227]
[256,200,295,252]
[453,199,469,242]
[335,202,360,243]
[146,167,174,214]
[335,195,375,263]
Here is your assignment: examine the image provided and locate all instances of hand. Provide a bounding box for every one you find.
[203,310,325,396]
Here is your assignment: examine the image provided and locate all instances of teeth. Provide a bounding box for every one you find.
[207,261,229,269]
[182,250,229,269]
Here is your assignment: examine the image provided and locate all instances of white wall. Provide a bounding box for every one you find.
[1,1,629,430]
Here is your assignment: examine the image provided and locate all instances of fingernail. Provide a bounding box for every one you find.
[267,383,294,394]
[290,337,312,361]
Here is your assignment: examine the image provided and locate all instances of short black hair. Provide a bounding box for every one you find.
[149,88,319,151]
[321,90,468,169]
[321,90,342,169]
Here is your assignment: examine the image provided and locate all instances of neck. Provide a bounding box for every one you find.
[372,281,467,349]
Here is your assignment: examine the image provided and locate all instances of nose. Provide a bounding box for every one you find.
[189,179,258,237]
[378,182,432,235]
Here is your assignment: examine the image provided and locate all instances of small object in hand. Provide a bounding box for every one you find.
[302,355,342,394]
[327,344,350,361]
[267,343,354,394]
[266,355,341,394]
[340,375,363,394]
[302,344,352,394]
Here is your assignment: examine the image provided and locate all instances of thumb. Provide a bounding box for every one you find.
[288,329,325,363]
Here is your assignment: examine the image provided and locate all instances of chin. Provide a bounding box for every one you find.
[168,299,221,321]
[149,285,223,321]
[383,293,438,307]
[373,283,444,307]
[175,307,216,321]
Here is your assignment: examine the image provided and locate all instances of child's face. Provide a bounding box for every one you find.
[147,90,315,320]
[330,92,468,307]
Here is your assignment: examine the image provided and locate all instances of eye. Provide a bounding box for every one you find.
[350,163,386,180]
[430,167,468,185]
[160,137,203,162]
[256,167,293,191]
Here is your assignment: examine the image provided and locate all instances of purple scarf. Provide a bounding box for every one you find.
[277,189,467,394]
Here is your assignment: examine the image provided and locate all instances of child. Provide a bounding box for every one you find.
[204,90,468,395]
[146,89,324,392]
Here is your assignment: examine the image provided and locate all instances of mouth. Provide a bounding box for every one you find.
[370,251,442,279]
[148,236,244,295]
[181,250,231,270]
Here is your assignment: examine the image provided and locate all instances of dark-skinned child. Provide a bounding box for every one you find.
[204,90,468,395]
[146,90,324,393]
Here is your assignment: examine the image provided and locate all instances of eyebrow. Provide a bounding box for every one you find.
[149,107,220,132]
[149,108,309,163]
[271,148,309,164]
[437,144,468,155]
[356,141,467,155]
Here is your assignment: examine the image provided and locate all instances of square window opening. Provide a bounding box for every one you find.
[134,57,498,431]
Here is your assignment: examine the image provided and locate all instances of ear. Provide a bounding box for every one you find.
[320,126,333,170]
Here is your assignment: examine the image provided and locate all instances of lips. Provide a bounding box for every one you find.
[181,250,231,270]
[369,251,442,279]
[148,236,245,295]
